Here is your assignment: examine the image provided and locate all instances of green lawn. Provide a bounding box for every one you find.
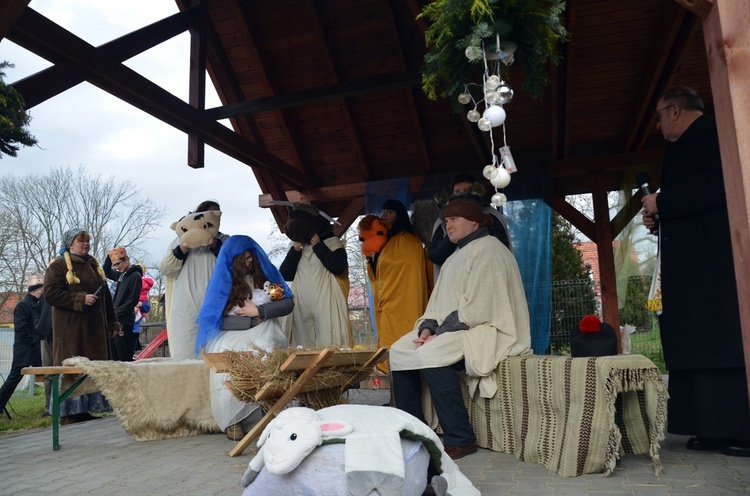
[630,329,667,374]
[0,385,51,434]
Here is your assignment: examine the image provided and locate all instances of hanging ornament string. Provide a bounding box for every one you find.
[456,33,518,209]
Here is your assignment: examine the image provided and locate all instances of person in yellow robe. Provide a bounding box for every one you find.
[367,199,429,359]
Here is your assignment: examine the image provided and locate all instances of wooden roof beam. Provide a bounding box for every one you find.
[402,0,491,167]
[10,5,203,109]
[622,3,696,152]
[205,70,421,120]
[233,1,318,186]
[333,197,366,237]
[543,190,596,241]
[384,1,431,174]
[174,0,291,226]
[0,0,30,41]
[187,1,207,168]
[557,0,578,160]
[9,8,313,189]
[308,2,372,182]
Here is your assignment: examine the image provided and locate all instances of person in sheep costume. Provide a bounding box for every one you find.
[241,405,479,496]
[158,201,227,360]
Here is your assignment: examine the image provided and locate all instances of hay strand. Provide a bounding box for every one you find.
[223,345,373,410]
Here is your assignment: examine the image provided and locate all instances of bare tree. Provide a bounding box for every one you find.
[0,165,167,292]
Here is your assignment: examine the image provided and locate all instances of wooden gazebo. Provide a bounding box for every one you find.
[1,1,748,370]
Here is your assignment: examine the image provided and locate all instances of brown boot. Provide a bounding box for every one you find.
[225,423,245,441]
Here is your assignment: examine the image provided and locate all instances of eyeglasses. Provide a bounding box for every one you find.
[653,104,675,123]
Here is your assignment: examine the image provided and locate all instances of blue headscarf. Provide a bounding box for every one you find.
[195,235,293,354]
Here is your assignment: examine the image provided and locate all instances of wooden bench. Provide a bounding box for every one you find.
[202,347,388,456]
[20,366,88,451]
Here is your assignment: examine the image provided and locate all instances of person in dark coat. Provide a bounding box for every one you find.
[103,246,142,361]
[36,293,54,416]
[642,87,750,457]
[44,227,120,424]
[0,273,44,414]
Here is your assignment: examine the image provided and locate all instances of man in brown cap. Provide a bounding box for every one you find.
[0,273,44,415]
[104,246,142,361]
[390,197,531,459]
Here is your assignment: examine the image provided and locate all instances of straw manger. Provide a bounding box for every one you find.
[220,345,378,410]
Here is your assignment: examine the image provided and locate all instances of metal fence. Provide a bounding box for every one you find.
[138,322,169,358]
[543,279,665,371]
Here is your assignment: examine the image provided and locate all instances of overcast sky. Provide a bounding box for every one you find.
[0,0,280,265]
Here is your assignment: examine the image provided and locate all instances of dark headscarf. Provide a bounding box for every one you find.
[381,199,414,237]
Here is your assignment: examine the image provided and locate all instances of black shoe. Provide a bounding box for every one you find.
[39,411,51,418]
[721,441,750,457]
[686,437,725,451]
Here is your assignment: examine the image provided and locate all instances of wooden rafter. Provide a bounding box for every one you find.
[333,197,366,236]
[187,1,207,168]
[384,0,431,174]
[233,1,318,186]
[558,0,578,160]
[9,7,313,189]
[307,2,372,182]
[190,2,290,226]
[622,3,696,152]
[10,6,203,109]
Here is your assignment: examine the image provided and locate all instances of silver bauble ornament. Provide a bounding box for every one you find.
[466,109,481,122]
[482,165,496,179]
[497,85,514,104]
[485,91,499,105]
[477,117,492,132]
[457,92,471,105]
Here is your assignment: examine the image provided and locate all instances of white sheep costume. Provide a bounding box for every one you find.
[241,405,479,496]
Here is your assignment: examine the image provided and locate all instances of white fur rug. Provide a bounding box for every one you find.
[63,357,220,440]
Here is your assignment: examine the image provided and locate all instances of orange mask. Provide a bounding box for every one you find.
[358,214,390,256]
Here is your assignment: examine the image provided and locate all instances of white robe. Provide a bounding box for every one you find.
[390,235,531,398]
[207,319,289,431]
[159,236,223,360]
[282,237,350,347]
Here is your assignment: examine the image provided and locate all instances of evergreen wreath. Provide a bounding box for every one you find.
[419,0,568,102]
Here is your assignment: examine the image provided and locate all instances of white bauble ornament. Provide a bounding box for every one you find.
[482,165,496,179]
[489,167,511,188]
[457,92,471,105]
[491,192,507,208]
[485,75,501,90]
[466,109,480,122]
[477,117,492,132]
[497,85,514,104]
[483,105,506,127]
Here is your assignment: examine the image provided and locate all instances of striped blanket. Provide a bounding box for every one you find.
[463,354,667,477]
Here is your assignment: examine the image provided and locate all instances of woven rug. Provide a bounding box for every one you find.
[63,357,220,440]
[463,354,667,477]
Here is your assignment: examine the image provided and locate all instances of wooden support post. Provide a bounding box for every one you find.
[701,0,750,402]
[591,173,621,352]
[187,1,206,168]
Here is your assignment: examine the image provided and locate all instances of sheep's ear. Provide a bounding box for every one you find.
[320,420,353,437]
[256,422,274,448]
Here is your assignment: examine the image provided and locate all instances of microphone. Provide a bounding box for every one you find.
[635,172,659,222]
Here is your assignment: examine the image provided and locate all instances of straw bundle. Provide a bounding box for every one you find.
[222,345,371,410]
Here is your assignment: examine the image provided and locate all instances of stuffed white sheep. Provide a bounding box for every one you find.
[241,405,480,496]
